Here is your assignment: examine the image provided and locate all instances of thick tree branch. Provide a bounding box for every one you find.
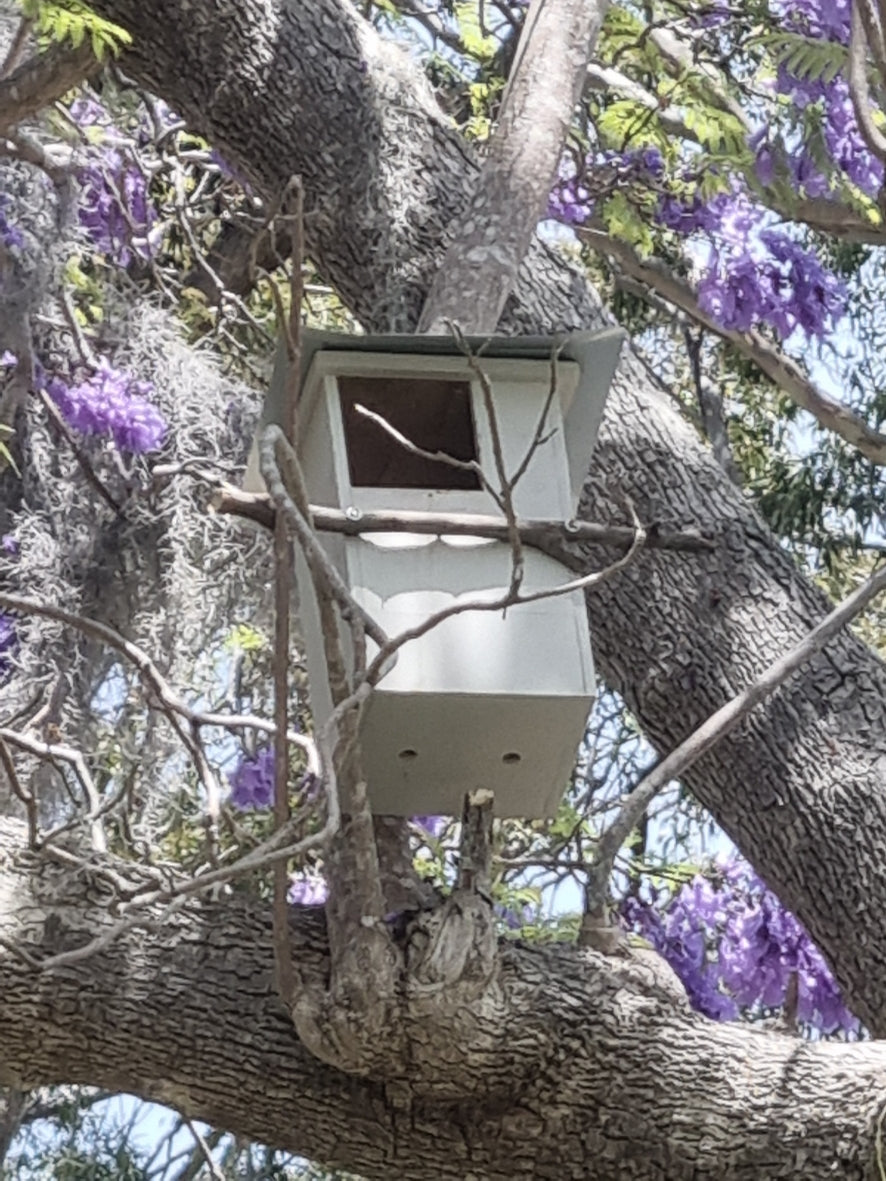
[417,0,610,332]
[1,817,886,1179]
[584,557,886,919]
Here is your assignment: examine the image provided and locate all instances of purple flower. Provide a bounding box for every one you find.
[228,747,275,810]
[0,352,15,369]
[622,859,858,1034]
[45,359,167,454]
[772,0,850,44]
[413,814,446,839]
[76,148,156,266]
[494,901,537,930]
[287,873,328,906]
[1,534,18,556]
[0,611,16,678]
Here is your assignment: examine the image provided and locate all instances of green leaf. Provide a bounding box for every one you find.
[453,1,497,62]
[224,623,268,653]
[752,30,847,84]
[17,0,131,56]
[603,191,655,256]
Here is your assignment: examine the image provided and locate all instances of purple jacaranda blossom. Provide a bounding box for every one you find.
[548,146,665,228]
[772,0,850,44]
[68,91,157,265]
[288,873,328,906]
[621,859,858,1035]
[228,747,275,810]
[76,148,156,266]
[494,901,537,930]
[45,359,167,454]
[413,815,446,839]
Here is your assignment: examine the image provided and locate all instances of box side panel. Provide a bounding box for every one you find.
[347,540,594,696]
[472,371,577,521]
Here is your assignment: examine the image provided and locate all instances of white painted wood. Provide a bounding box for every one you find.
[252,333,618,816]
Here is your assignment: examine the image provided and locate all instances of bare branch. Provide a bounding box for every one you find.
[0,735,37,848]
[270,178,304,1011]
[0,728,105,853]
[418,0,610,331]
[0,41,100,136]
[583,226,886,465]
[582,558,886,926]
[212,487,716,554]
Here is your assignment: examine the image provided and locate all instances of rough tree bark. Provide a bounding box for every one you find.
[79,0,886,1029]
[2,1,886,1176]
[417,0,610,332]
[1,817,886,1180]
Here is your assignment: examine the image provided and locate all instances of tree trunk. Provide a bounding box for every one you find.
[75,0,886,1036]
[0,818,885,1180]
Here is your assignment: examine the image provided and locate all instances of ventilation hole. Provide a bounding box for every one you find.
[398,748,418,761]
[502,752,521,765]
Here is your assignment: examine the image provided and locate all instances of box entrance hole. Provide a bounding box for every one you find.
[338,374,481,490]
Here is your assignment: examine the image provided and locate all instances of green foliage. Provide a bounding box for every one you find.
[17,0,131,57]
[601,190,656,254]
[0,423,19,475]
[752,30,847,84]
[452,0,496,61]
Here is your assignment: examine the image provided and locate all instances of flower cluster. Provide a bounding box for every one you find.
[755,1,882,198]
[697,225,847,338]
[228,747,275,810]
[547,143,846,342]
[658,186,847,339]
[413,814,446,839]
[621,859,858,1034]
[773,0,849,44]
[45,359,167,454]
[287,873,328,906]
[69,95,157,266]
[547,146,665,225]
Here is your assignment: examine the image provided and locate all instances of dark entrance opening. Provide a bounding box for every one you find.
[338,374,481,490]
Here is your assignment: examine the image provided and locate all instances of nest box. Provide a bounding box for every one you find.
[246,328,624,818]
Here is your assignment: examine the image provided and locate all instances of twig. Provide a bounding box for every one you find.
[212,487,716,553]
[352,402,499,501]
[0,735,37,847]
[259,426,388,656]
[0,727,105,853]
[182,1121,225,1181]
[364,508,647,686]
[38,389,125,518]
[454,324,525,593]
[0,594,320,807]
[581,558,886,927]
[270,176,303,1012]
